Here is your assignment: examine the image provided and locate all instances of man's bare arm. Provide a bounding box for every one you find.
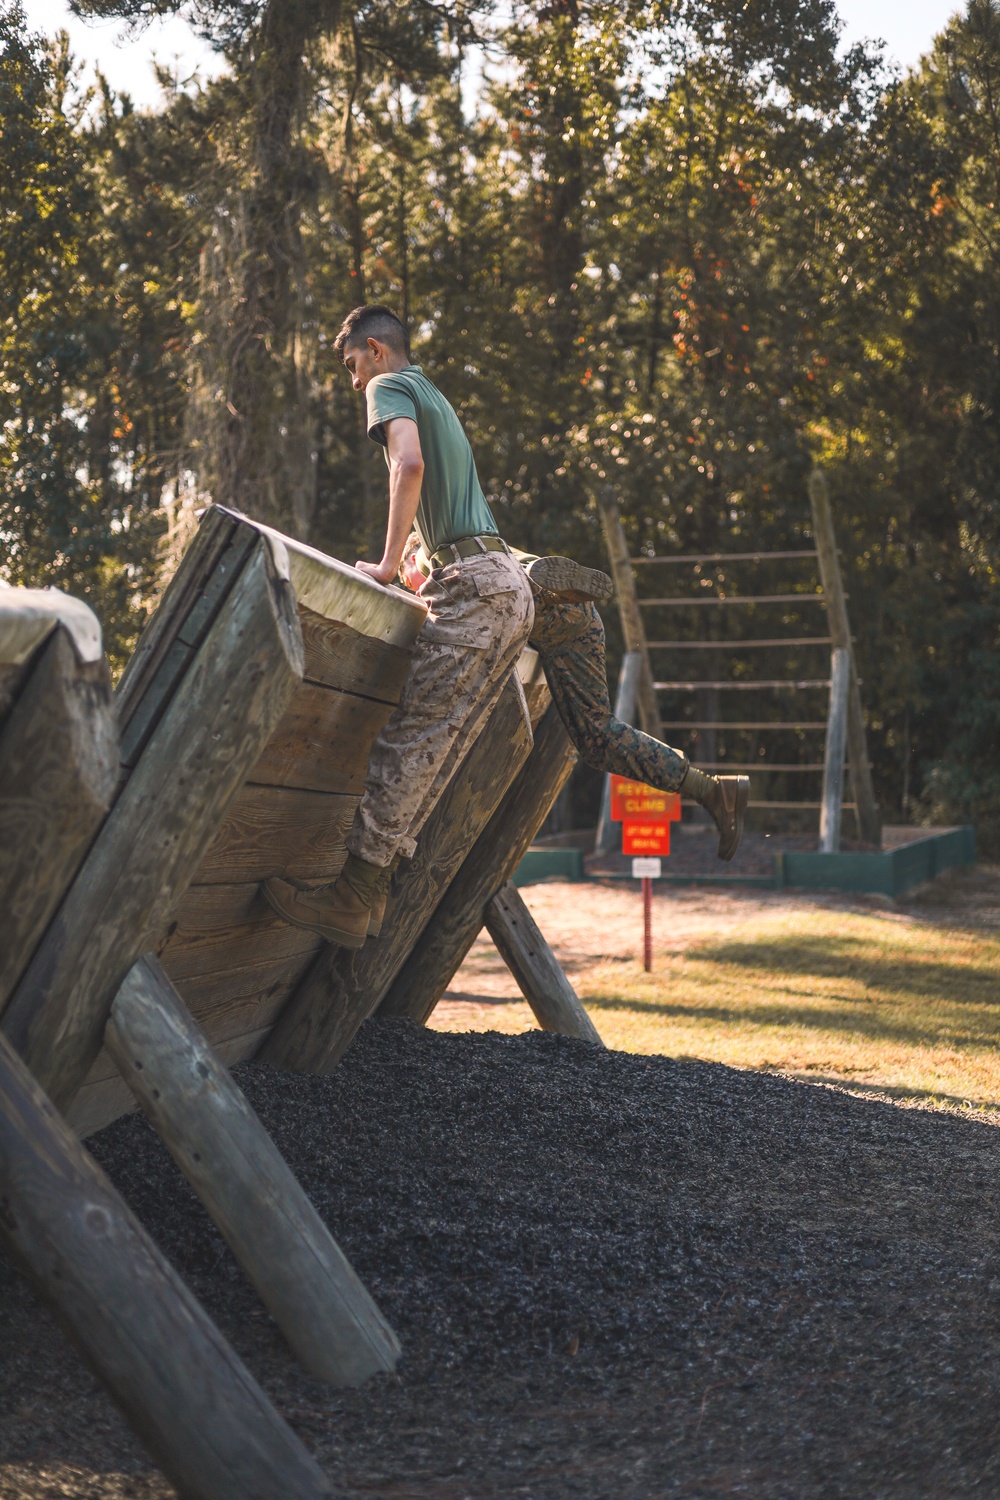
[356,417,424,586]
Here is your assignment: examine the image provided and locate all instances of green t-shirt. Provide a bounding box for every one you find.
[365,365,498,555]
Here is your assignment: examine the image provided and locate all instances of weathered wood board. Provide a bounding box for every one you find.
[380,702,579,1026]
[0,1028,331,1500]
[55,508,551,1136]
[0,592,118,1011]
[261,668,541,1074]
[4,540,305,1116]
[107,956,400,1387]
[67,510,428,1136]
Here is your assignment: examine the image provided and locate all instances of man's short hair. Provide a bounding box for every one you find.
[333,305,411,362]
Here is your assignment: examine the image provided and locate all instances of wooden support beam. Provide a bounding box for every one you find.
[379,703,578,1027]
[0,625,117,1012]
[641,594,827,606]
[820,648,851,853]
[2,540,304,1113]
[654,679,830,691]
[648,637,833,649]
[262,671,535,1074]
[631,550,819,564]
[484,883,603,1045]
[594,651,642,855]
[808,469,881,847]
[106,956,399,1386]
[596,488,663,738]
[0,1028,330,1500]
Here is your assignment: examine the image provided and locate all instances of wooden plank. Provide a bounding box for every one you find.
[262,672,536,1074]
[659,721,828,730]
[68,1023,284,1141]
[70,1034,278,1143]
[654,679,830,690]
[0,627,118,1012]
[2,541,304,1113]
[642,594,827,606]
[248,679,396,795]
[596,487,662,737]
[380,703,578,1026]
[195,783,357,885]
[808,469,881,846]
[115,506,237,731]
[0,660,26,724]
[165,922,319,1002]
[485,883,604,1045]
[631,550,819,563]
[164,879,290,934]
[107,956,400,1387]
[648,637,832,648]
[120,527,260,768]
[594,651,643,855]
[0,1029,331,1500]
[299,604,412,702]
[820,647,851,853]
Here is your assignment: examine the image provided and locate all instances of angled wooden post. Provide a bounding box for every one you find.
[0,1028,330,1500]
[485,883,603,1044]
[380,702,578,1027]
[808,469,881,846]
[262,669,535,1074]
[594,650,643,855]
[2,539,304,1113]
[106,955,400,1387]
[820,647,850,853]
[596,487,663,738]
[0,605,117,1011]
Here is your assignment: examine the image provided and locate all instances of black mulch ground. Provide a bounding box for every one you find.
[3,1018,1000,1498]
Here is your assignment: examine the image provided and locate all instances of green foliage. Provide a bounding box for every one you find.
[1,0,999,839]
[0,3,194,668]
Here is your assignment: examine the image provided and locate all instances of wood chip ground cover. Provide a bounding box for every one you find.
[3,1015,1000,1498]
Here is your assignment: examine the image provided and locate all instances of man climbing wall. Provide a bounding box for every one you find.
[263,305,534,949]
[400,537,749,862]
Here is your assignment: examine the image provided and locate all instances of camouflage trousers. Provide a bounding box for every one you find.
[347,548,535,867]
[527,588,689,793]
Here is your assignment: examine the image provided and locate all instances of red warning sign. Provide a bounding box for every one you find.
[610,776,681,824]
[622,820,672,856]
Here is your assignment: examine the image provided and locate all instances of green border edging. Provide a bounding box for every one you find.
[774,826,976,897]
[514,826,976,895]
[513,848,585,886]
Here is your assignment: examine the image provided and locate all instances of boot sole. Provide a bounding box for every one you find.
[262,880,368,949]
[718,777,750,863]
[526,556,614,602]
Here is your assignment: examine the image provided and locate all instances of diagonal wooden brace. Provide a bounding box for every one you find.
[106,956,400,1386]
[2,539,304,1113]
[0,1027,330,1500]
[485,882,603,1045]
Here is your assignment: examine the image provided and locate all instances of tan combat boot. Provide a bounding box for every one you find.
[681,766,750,862]
[366,855,401,939]
[525,556,613,603]
[262,851,384,948]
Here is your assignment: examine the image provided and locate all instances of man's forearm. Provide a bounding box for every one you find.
[381,459,423,574]
[356,415,424,587]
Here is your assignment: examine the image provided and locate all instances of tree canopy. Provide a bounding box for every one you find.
[1,0,998,843]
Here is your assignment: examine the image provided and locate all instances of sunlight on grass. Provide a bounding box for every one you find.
[579,910,1000,1110]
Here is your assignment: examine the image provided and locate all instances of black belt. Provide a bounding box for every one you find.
[429,533,509,570]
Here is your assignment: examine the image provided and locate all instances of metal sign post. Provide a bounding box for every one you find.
[609,777,680,973]
[631,856,662,971]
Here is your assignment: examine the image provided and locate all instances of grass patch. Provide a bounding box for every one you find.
[579,908,1000,1112]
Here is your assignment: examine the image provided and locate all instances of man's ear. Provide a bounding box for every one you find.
[368,337,381,359]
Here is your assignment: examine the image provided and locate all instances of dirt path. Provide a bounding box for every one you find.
[433,864,1000,1034]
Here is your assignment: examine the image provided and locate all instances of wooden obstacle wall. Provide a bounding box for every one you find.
[67,508,551,1136]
